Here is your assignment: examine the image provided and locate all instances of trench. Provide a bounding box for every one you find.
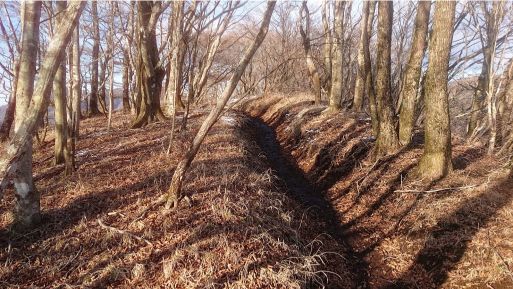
[239,115,370,289]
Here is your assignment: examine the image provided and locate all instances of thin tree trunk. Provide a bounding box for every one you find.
[398,1,431,145]
[353,1,373,112]
[327,1,345,112]
[299,1,321,104]
[52,1,72,173]
[165,1,276,209]
[374,1,399,157]
[122,50,131,113]
[89,1,101,116]
[70,25,81,169]
[0,85,16,141]
[417,1,456,180]
[321,0,331,99]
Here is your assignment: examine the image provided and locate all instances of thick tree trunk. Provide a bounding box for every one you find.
[11,0,42,229]
[398,1,431,145]
[374,1,399,157]
[0,2,85,228]
[327,1,345,112]
[131,1,166,128]
[417,1,456,180]
[299,1,321,104]
[165,1,276,209]
[89,1,101,116]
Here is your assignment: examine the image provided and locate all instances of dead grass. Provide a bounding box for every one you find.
[242,94,513,289]
[0,111,354,288]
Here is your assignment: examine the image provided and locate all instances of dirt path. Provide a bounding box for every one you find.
[239,115,370,288]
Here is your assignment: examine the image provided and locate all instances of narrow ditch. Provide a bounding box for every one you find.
[239,115,370,289]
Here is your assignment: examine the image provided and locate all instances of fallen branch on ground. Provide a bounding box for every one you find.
[395,184,478,194]
[97,218,152,246]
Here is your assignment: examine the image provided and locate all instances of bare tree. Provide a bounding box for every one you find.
[398,1,431,145]
[0,1,85,229]
[165,1,276,209]
[327,1,345,112]
[52,1,72,174]
[374,1,400,157]
[299,1,321,104]
[417,1,456,180]
[89,1,101,116]
[353,0,375,112]
[131,1,169,128]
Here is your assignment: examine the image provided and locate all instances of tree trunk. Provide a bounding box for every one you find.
[398,1,431,145]
[70,26,81,170]
[89,1,101,116]
[0,86,16,141]
[417,1,456,180]
[327,1,345,112]
[165,1,276,209]
[321,0,331,99]
[122,50,131,113]
[353,1,374,112]
[52,1,72,173]
[374,1,399,157]
[0,2,85,228]
[299,1,321,104]
[11,0,42,229]
[131,1,166,128]
[168,1,186,114]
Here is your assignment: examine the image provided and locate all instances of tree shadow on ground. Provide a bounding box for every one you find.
[383,176,513,289]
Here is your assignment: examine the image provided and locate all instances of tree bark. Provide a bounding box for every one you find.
[52,1,72,173]
[131,1,167,128]
[374,1,399,157]
[70,26,81,170]
[353,1,374,112]
[327,1,345,112]
[11,0,41,229]
[398,1,431,145]
[321,0,331,99]
[89,1,101,116]
[0,2,85,229]
[299,1,321,104]
[417,1,456,180]
[165,1,276,209]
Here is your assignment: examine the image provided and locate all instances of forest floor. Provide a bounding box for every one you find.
[0,94,513,288]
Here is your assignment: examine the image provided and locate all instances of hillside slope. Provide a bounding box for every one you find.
[0,113,354,288]
[241,94,513,289]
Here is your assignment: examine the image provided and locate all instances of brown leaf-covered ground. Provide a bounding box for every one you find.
[2,93,513,289]
[0,112,355,288]
[242,94,513,289]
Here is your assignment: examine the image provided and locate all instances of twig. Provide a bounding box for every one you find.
[395,184,477,194]
[97,218,152,246]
